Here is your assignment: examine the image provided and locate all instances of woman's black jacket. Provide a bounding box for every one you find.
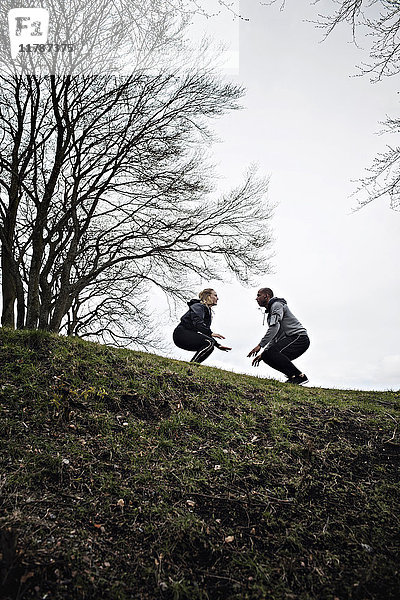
[178,299,212,336]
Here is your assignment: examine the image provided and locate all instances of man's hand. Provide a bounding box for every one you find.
[252,355,262,367]
[212,333,225,339]
[247,344,261,357]
[218,345,232,352]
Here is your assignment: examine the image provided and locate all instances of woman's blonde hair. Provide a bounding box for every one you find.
[199,288,215,306]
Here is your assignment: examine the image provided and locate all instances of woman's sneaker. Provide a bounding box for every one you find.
[286,374,309,385]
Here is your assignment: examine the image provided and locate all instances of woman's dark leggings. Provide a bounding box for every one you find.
[173,325,216,363]
[261,334,310,378]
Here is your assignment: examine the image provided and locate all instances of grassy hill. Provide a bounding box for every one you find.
[0,329,399,600]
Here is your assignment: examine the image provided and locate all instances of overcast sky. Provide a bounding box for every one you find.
[158,0,400,391]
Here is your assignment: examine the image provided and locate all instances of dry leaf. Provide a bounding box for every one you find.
[224,535,234,543]
[117,499,125,508]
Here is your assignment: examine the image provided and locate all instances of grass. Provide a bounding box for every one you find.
[0,328,399,599]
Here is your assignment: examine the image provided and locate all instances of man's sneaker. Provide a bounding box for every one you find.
[286,374,309,385]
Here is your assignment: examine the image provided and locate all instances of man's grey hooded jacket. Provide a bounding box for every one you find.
[259,297,308,349]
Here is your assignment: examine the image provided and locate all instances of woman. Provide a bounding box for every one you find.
[173,289,231,363]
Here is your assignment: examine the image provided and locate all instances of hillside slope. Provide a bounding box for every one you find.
[0,329,399,600]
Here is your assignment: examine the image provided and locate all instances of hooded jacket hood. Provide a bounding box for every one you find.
[187,299,201,307]
[266,297,287,313]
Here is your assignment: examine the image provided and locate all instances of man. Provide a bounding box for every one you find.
[247,288,310,384]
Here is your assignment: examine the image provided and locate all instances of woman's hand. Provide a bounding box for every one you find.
[218,345,232,352]
[212,333,225,339]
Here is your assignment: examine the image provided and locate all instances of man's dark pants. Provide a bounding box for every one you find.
[261,334,310,378]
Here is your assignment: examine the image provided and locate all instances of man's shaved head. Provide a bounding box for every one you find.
[259,287,273,298]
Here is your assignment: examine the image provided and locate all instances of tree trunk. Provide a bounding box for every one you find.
[1,194,20,328]
[25,231,44,329]
[1,248,16,328]
[49,289,72,332]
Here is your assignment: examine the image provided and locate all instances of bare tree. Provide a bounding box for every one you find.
[265,0,400,211]
[314,1,400,210]
[311,0,400,81]
[265,0,400,81]
[0,0,273,345]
